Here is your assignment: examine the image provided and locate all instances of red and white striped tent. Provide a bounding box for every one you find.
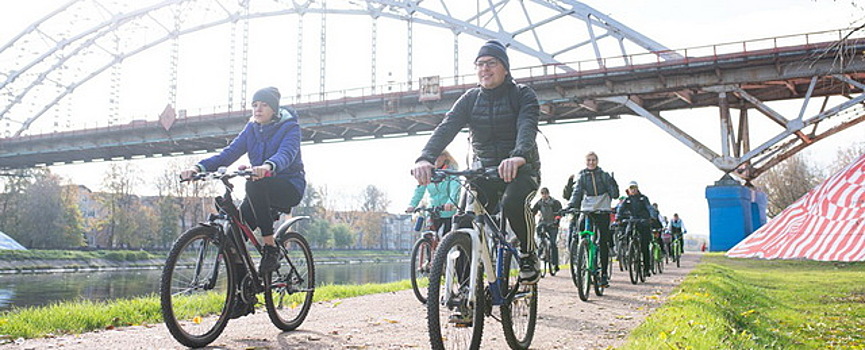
[727,153,865,261]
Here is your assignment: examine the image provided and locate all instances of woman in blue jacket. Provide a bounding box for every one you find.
[405,150,461,234]
[181,87,306,278]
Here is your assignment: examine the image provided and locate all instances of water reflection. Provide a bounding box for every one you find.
[0,261,410,311]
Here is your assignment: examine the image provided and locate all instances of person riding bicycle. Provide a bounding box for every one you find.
[531,187,562,273]
[406,150,461,234]
[668,213,687,255]
[616,181,658,278]
[180,86,305,284]
[411,40,542,285]
[564,151,619,287]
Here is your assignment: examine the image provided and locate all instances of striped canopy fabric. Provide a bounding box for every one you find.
[0,231,27,250]
[727,153,865,261]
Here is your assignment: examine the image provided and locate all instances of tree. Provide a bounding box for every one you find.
[0,169,33,241]
[754,153,821,217]
[331,223,355,249]
[361,185,390,212]
[826,141,865,176]
[95,163,141,248]
[305,219,333,249]
[17,170,85,248]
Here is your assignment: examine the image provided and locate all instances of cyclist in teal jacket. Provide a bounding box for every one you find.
[406,150,461,234]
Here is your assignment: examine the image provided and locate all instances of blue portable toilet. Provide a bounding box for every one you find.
[705,175,767,251]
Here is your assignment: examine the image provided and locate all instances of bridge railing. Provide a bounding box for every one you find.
[7,28,863,139]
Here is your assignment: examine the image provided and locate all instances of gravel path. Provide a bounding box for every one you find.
[4,253,701,349]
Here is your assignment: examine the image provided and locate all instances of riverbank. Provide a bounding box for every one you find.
[0,249,409,274]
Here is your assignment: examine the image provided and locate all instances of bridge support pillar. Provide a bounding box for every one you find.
[704,175,767,251]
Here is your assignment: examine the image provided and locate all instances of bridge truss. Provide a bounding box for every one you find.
[0,1,863,182]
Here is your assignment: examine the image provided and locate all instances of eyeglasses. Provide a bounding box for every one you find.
[629,186,638,189]
[474,59,500,69]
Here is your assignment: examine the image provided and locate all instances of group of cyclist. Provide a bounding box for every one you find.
[175,39,684,334]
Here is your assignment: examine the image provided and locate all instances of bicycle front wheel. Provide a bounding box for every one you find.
[574,240,591,301]
[655,244,665,275]
[160,226,233,348]
[265,231,315,331]
[501,248,538,350]
[428,232,484,350]
[627,239,640,285]
[410,236,434,304]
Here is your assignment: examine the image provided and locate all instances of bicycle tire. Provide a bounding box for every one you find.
[428,232,484,350]
[674,240,682,268]
[568,238,580,289]
[547,240,557,276]
[264,231,315,331]
[537,238,547,278]
[655,243,665,275]
[575,239,591,301]
[501,248,538,350]
[410,236,434,304]
[627,238,640,285]
[161,226,233,348]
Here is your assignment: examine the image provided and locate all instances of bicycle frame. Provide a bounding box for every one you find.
[196,170,309,294]
[441,171,522,308]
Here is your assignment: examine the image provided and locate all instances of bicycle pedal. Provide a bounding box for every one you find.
[448,314,473,327]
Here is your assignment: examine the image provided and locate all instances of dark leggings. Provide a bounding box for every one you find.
[586,213,612,276]
[637,222,652,273]
[472,167,539,253]
[240,177,302,237]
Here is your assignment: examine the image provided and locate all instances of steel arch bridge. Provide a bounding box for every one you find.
[0,0,677,137]
[1,1,863,182]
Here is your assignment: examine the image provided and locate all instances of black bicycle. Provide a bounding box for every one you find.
[409,205,447,304]
[160,168,315,348]
[535,222,558,277]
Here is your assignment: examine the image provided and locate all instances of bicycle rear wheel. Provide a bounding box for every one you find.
[655,244,665,275]
[265,231,315,331]
[410,236,434,304]
[574,239,591,301]
[501,248,538,350]
[428,232,484,350]
[161,226,233,348]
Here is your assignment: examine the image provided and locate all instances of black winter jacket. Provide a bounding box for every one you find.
[418,80,540,170]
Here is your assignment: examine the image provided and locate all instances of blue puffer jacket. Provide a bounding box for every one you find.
[197,107,306,197]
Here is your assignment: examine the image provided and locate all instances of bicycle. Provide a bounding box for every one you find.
[409,205,447,304]
[160,168,315,348]
[669,230,684,268]
[426,167,538,350]
[650,229,665,275]
[535,222,557,277]
[564,208,612,301]
[619,217,647,284]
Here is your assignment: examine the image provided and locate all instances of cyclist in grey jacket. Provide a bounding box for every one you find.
[411,40,542,284]
[564,151,619,287]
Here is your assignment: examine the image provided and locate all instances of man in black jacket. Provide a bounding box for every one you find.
[411,40,542,284]
[616,181,658,277]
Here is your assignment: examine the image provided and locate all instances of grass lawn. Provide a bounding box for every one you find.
[623,253,865,349]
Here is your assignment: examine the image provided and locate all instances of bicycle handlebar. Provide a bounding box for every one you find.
[557,207,613,216]
[180,166,269,183]
[431,167,499,182]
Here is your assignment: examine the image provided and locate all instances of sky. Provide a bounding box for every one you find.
[3,0,864,241]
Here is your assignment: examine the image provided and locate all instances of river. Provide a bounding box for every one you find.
[0,261,411,312]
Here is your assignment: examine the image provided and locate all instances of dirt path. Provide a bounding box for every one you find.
[4,253,701,349]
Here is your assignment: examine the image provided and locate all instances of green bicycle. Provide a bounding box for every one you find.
[669,230,684,268]
[565,208,612,302]
[650,229,664,275]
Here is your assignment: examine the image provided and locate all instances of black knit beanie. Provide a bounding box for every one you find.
[252,87,281,112]
[476,40,509,71]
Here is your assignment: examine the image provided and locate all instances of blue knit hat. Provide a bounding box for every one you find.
[476,40,509,71]
[252,87,280,112]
